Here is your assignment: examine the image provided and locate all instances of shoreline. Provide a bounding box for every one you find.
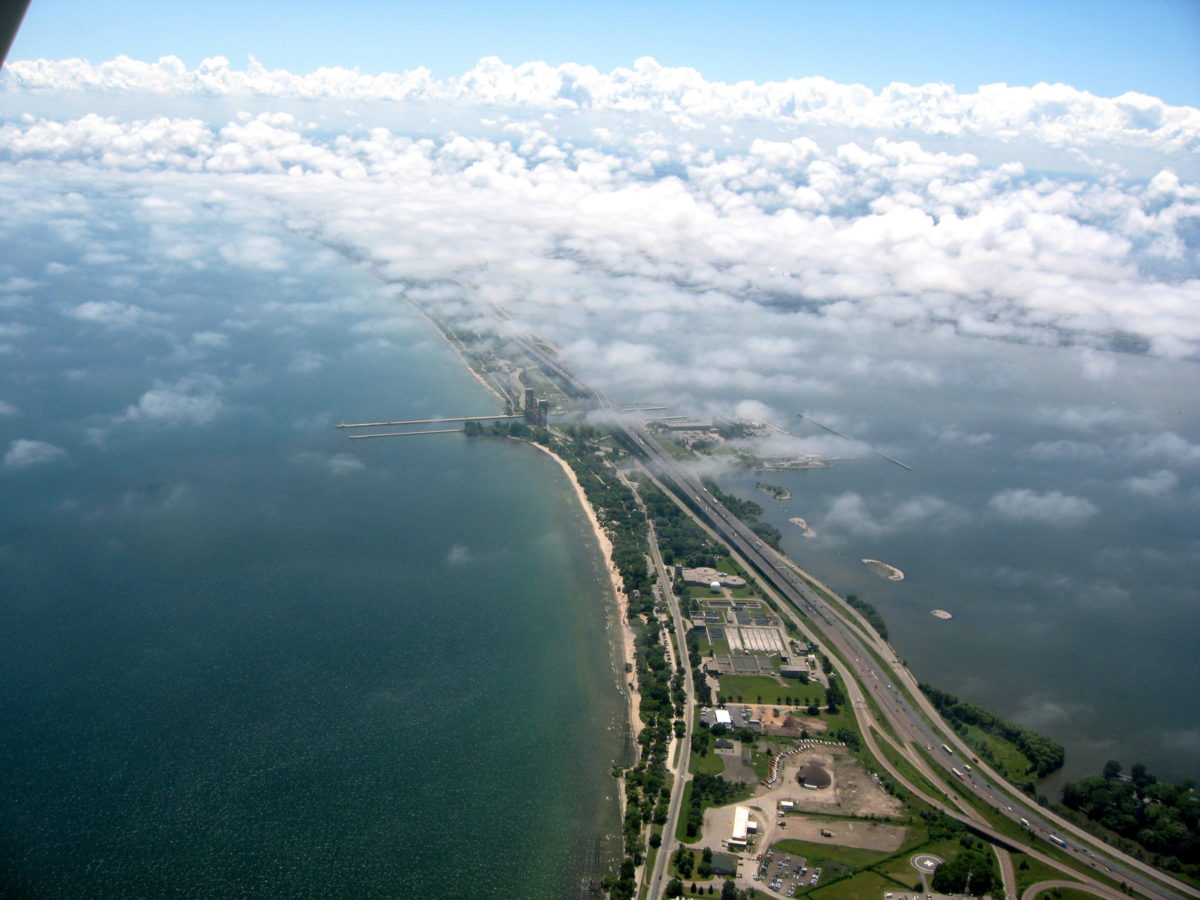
[404,294,643,748]
[788,516,817,538]
[862,558,904,581]
[527,441,644,746]
[401,294,512,405]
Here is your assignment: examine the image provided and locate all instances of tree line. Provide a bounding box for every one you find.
[919,683,1064,777]
[845,593,888,640]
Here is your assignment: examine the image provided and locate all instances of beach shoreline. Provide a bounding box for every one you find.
[528,441,644,746]
[406,294,642,746]
[401,294,511,405]
[399,294,643,871]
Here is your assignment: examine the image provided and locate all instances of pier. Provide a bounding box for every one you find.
[336,414,520,429]
[348,429,463,439]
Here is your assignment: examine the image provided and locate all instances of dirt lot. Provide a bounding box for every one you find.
[785,817,906,851]
[759,748,902,819]
[748,704,828,736]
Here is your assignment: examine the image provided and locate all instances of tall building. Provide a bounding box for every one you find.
[522,388,547,426]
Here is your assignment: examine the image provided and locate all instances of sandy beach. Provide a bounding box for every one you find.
[401,295,510,405]
[528,442,644,744]
[407,300,642,742]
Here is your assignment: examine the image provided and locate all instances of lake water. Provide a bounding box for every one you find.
[0,216,628,897]
[697,327,1200,787]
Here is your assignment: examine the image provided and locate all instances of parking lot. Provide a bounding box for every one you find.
[753,850,821,897]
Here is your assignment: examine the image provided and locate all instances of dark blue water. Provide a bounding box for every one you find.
[0,210,627,897]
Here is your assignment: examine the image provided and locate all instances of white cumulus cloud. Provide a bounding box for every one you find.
[326,453,365,476]
[118,377,223,427]
[823,491,962,537]
[988,488,1097,525]
[5,438,66,469]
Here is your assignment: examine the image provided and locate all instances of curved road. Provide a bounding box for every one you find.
[611,417,1192,900]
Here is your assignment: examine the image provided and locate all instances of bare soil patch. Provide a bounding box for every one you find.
[788,817,907,852]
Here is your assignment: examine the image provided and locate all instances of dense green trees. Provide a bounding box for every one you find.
[684,773,752,837]
[639,477,720,567]
[919,683,1064,777]
[824,678,844,714]
[931,837,998,896]
[845,594,888,640]
[1061,762,1198,873]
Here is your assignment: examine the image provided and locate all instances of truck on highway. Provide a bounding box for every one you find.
[941,744,954,754]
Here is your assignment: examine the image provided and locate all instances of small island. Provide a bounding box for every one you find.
[788,516,817,538]
[756,481,792,500]
[862,558,904,581]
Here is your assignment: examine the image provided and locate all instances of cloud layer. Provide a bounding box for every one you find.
[2,57,1200,374]
[5,55,1199,154]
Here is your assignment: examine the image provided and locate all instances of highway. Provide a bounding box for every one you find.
[503,328,1193,900]
[612,417,1193,900]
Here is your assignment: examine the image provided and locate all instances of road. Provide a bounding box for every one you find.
[505,330,1193,900]
[608,416,1192,900]
[642,521,696,900]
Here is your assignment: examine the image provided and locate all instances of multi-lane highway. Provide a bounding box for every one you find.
[612,415,1193,900]
[503,328,1193,900]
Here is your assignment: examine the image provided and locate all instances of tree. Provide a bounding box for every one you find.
[1131,763,1156,791]
[931,845,998,896]
[666,878,683,898]
[1103,759,1122,779]
[721,879,739,900]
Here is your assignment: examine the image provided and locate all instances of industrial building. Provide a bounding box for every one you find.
[677,566,747,589]
[729,805,757,848]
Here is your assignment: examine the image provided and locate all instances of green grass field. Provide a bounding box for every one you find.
[961,723,1033,782]
[675,782,697,843]
[876,855,926,892]
[772,838,891,871]
[1013,852,1081,895]
[809,869,902,900]
[717,674,825,706]
[691,750,726,777]
[871,733,949,806]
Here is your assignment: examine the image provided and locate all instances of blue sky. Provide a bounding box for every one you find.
[10,0,1200,107]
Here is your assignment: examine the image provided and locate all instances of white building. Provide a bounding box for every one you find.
[730,805,751,847]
